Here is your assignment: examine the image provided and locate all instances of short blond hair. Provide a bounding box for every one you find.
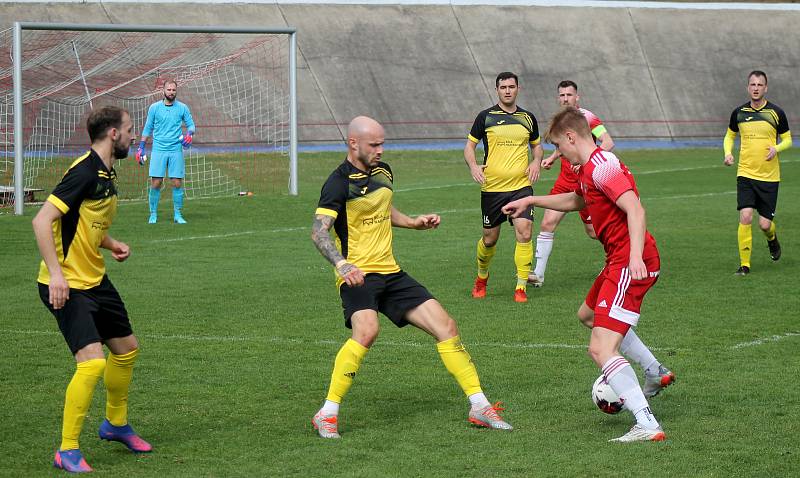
[544,106,591,143]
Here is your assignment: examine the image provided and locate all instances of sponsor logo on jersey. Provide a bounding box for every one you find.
[598,299,608,308]
[362,213,390,226]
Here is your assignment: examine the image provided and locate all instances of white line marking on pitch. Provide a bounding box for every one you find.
[731,332,800,349]
[149,227,305,243]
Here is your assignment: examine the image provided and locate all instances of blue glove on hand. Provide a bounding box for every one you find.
[181,133,193,148]
[136,142,147,165]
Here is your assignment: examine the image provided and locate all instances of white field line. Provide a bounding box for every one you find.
[646,191,735,201]
[397,158,799,193]
[731,332,800,349]
[147,227,305,243]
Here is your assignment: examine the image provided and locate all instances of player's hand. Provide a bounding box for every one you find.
[48,273,70,310]
[723,154,735,166]
[502,197,533,219]
[469,164,486,184]
[766,146,777,161]
[628,256,647,281]
[181,133,193,148]
[541,152,558,170]
[136,146,147,165]
[413,214,440,230]
[109,240,131,262]
[337,261,365,287]
[526,161,541,184]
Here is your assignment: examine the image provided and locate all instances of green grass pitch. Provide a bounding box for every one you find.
[1,148,798,477]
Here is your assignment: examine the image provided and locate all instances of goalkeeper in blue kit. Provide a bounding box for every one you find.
[137,80,196,224]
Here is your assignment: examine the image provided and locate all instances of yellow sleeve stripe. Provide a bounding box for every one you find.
[315,207,338,218]
[775,131,792,153]
[47,194,69,214]
[467,134,480,144]
[591,125,608,138]
[530,137,541,146]
[723,128,737,156]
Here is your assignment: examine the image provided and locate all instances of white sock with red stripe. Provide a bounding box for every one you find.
[620,329,659,375]
[533,231,554,278]
[602,355,660,430]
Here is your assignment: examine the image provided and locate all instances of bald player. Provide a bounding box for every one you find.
[310,116,512,439]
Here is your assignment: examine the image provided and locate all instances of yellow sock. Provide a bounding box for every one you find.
[61,358,105,450]
[325,339,368,403]
[514,240,533,290]
[105,349,139,426]
[437,335,482,396]
[476,238,496,279]
[763,222,776,241]
[738,223,752,267]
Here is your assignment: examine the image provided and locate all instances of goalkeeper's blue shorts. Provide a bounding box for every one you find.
[149,150,185,179]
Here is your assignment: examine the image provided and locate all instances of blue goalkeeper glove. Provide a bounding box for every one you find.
[136,142,147,165]
[181,132,193,148]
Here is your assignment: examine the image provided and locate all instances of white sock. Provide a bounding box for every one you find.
[620,329,659,375]
[602,356,660,430]
[468,392,491,410]
[320,399,340,415]
[533,231,554,278]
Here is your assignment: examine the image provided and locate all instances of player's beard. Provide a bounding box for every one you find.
[113,138,129,160]
[164,93,176,102]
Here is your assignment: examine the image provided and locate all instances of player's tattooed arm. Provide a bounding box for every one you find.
[312,213,366,286]
[311,214,345,266]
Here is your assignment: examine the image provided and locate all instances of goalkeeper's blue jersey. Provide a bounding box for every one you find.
[141,100,195,152]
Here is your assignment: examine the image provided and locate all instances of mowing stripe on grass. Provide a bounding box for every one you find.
[1,328,685,352]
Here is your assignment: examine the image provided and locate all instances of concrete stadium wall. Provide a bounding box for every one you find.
[3,1,799,143]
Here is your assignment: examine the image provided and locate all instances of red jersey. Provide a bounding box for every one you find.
[558,108,606,181]
[576,148,658,266]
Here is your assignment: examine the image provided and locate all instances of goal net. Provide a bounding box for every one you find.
[2,23,297,212]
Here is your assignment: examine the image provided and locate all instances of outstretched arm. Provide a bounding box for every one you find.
[390,207,440,230]
[101,234,130,262]
[502,192,585,218]
[311,213,364,286]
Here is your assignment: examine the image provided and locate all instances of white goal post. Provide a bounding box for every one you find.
[6,22,298,215]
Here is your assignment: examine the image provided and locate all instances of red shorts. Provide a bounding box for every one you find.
[549,165,591,224]
[585,255,660,334]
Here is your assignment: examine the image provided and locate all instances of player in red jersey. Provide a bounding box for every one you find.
[529,81,614,288]
[503,107,669,442]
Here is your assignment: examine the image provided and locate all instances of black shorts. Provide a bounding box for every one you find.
[737,176,779,219]
[481,186,534,228]
[38,275,133,354]
[339,271,435,329]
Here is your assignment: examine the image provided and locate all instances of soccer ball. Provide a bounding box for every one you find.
[591,375,624,414]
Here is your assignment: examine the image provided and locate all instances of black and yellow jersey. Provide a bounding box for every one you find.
[727,101,790,182]
[468,105,541,192]
[316,160,401,286]
[37,149,118,290]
